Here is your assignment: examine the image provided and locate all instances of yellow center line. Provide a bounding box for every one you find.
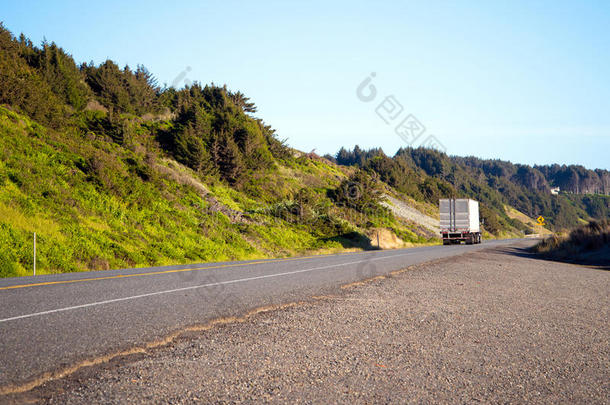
[0,250,370,291]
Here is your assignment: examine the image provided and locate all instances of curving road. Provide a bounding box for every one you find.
[0,239,529,389]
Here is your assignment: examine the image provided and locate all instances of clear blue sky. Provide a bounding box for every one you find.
[2,0,609,169]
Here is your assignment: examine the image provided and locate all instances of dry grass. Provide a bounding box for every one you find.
[534,220,610,266]
[504,205,553,235]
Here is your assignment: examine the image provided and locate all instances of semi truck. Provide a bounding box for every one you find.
[439,198,482,245]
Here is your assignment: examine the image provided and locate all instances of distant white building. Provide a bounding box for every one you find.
[550,187,560,195]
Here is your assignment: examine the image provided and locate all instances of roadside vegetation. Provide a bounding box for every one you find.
[0,24,608,277]
[533,220,610,266]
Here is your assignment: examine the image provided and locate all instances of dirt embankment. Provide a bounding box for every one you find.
[365,228,405,249]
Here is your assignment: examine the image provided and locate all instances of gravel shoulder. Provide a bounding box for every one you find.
[9,241,609,404]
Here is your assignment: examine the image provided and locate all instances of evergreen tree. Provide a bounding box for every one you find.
[214,132,244,185]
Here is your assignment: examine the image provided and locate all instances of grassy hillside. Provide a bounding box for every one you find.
[0,24,443,277]
[0,106,433,277]
[503,205,553,236]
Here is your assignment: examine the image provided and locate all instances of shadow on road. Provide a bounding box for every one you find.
[495,246,610,271]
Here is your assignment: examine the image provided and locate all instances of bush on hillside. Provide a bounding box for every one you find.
[534,220,610,262]
[330,170,385,213]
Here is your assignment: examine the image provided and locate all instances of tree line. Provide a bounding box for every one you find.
[0,23,290,188]
[328,146,610,231]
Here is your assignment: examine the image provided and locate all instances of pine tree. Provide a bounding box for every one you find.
[214,132,244,185]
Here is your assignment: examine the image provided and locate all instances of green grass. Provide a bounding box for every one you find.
[0,107,254,276]
[0,106,437,278]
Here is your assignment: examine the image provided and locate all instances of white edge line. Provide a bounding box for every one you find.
[0,252,415,324]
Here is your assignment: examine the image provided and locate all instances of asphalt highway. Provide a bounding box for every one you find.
[0,239,528,389]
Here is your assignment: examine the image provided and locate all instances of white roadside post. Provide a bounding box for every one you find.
[33,232,36,276]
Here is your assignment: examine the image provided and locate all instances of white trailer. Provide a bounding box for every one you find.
[439,198,482,245]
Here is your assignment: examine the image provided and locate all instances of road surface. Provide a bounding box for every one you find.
[0,239,526,392]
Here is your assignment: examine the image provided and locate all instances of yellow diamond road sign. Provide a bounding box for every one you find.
[537,216,545,225]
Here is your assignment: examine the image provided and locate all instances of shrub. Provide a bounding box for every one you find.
[534,220,610,260]
[330,170,384,213]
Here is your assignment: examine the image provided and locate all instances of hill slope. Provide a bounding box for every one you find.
[0,105,436,277]
[328,146,610,231]
[0,24,608,277]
